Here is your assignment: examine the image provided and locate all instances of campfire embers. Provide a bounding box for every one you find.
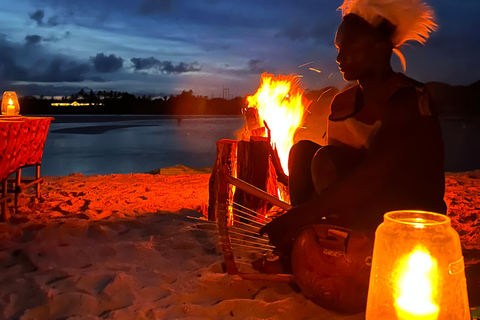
[208,73,310,226]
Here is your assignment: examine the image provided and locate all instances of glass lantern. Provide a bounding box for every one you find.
[366,210,470,320]
[1,91,20,116]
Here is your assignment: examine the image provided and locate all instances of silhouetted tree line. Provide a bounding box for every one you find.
[18,89,245,115]
[12,80,480,117]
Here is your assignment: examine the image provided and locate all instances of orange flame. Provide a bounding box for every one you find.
[246,73,311,175]
[395,247,439,320]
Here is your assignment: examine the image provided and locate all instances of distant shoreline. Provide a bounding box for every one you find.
[23,113,480,124]
[27,114,243,123]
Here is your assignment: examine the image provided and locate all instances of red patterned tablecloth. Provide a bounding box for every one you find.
[0,117,53,181]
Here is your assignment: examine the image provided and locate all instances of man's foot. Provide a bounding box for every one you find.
[252,255,286,274]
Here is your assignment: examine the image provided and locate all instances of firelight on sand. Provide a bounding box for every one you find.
[246,73,311,174]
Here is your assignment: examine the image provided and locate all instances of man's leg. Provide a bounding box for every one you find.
[311,145,365,194]
[288,140,322,206]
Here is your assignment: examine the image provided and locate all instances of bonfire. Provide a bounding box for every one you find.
[244,73,311,175]
[208,73,311,226]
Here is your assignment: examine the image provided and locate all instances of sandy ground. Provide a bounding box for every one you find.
[0,166,478,319]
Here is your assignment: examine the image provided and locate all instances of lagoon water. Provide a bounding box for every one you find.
[27,115,245,176]
[21,115,480,176]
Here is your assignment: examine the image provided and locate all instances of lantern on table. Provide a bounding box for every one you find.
[1,91,20,116]
[366,210,470,320]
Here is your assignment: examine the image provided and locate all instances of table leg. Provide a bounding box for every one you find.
[36,165,41,198]
[15,169,21,214]
[1,179,9,221]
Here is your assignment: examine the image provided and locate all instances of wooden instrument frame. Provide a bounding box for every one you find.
[214,165,294,282]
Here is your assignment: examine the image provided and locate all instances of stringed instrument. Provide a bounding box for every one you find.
[214,163,374,314]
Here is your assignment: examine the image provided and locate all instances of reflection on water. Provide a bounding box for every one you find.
[25,115,245,176]
[21,115,480,176]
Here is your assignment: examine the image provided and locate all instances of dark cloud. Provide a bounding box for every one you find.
[130,57,159,70]
[162,61,201,73]
[28,9,60,27]
[0,53,29,82]
[131,57,201,74]
[32,59,90,82]
[44,32,71,42]
[46,15,59,27]
[224,59,272,76]
[91,53,124,73]
[29,9,45,26]
[0,36,29,81]
[25,35,42,46]
[0,82,90,97]
[0,54,89,83]
[138,0,174,15]
[247,59,267,74]
[0,36,90,83]
[24,33,69,46]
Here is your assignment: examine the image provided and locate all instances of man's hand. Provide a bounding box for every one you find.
[260,206,312,254]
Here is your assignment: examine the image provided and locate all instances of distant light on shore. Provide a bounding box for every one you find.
[51,101,104,107]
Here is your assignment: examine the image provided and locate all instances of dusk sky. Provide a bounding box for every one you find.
[1,0,479,98]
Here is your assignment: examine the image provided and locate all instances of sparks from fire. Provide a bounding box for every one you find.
[298,61,314,68]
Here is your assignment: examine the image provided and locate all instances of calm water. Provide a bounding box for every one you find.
[23,115,245,176]
[20,115,480,176]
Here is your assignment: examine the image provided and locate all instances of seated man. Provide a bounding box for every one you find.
[260,0,446,274]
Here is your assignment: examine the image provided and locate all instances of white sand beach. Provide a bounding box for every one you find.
[0,166,478,319]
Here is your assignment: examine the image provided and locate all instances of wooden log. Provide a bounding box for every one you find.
[215,165,238,275]
[223,173,292,211]
[208,139,237,221]
[234,138,279,221]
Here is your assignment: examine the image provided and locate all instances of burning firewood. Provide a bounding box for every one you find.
[208,73,310,223]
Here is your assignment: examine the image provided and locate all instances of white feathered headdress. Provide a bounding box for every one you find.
[339,0,437,47]
[339,0,437,69]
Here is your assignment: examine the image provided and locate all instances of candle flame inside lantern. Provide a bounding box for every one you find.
[8,98,13,105]
[246,73,310,175]
[395,247,439,320]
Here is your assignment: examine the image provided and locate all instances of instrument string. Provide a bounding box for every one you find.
[229,225,264,238]
[230,241,273,252]
[232,202,272,224]
[231,208,267,227]
[230,219,262,231]
[232,201,257,214]
[230,236,275,249]
[228,230,270,244]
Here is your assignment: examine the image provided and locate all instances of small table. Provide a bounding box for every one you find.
[0,116,53,221]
